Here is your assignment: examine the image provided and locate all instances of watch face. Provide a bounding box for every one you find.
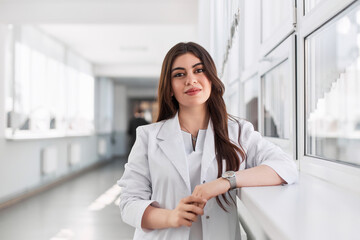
[223,171,235,178]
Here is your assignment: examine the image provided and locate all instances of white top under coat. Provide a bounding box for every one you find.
[181,129,207,240]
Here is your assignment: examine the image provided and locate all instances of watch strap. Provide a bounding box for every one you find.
[228,175,237,190]
[222,171,237,190]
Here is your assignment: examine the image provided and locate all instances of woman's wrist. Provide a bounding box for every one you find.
[216,177,231,194]
[142,206,174,230]
[166,209,175,228]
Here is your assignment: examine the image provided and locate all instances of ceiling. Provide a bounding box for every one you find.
[0,0,199,82]
[39,24,197,79]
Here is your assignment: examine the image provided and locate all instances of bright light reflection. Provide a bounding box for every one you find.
[114,196,121,207]
[336,16,351,34]
[88,184,122,211]
[49,228,75,240]
[356,10,360,25]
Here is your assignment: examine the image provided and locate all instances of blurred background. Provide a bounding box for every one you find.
[0,0,360,239]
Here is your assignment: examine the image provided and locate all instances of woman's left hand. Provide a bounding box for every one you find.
[191,178,231,203]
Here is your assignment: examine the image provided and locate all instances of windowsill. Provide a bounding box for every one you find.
[237,172,360,240]
[5,129,95,141]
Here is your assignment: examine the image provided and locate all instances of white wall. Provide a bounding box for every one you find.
[112,84,128,156]
[112,83,157,157]
[127,87,157,98]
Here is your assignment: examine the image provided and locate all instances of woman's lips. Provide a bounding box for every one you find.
[185,88,201,96]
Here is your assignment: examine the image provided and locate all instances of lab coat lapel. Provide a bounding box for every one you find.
[157,113,191,192]
[201,119,216,181]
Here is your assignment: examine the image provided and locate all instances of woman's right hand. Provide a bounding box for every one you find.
[167,196,207,228]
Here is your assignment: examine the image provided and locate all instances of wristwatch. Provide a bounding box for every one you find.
[221,171,237,190]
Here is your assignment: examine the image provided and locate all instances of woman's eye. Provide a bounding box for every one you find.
[195,68,205,73]
[173,73,184,78]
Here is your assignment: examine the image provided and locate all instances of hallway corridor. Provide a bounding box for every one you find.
[0,159,134,240]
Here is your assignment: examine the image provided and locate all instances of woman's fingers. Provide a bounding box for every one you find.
[170,195,207,228]
[179,219,192,227]
[182,211,198,223]
[183,203,204,216]
[182,195,207,205]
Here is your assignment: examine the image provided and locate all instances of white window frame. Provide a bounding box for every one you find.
[258,35,297,159]
[260,0,296,57]
[297,0,360,192]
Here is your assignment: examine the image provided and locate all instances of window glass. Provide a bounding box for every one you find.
[304,0,323,14]
[13,43,31,130]
[305,5,360,165]
[262,60,291,139]
[261,0,291,43]
[244,76,259,131]
[6,26,95,137]
[243,0,259,69]
[227,83,240,117]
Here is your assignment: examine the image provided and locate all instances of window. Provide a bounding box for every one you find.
[243,75,259,131]
[227,81,240,117]
[260,0,295,56]
[242,0,260,71]
[6,26,94,139]
[259,35,296,156]
[261,0,292,43]
[304,0,323,14]
[305,4,360,166]
[262,60,290,139]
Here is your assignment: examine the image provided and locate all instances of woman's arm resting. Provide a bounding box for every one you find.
[192,165,285,200]
[141,196,207,230]
[235,164,286,188]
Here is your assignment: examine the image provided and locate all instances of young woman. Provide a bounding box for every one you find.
[117,42,298,240]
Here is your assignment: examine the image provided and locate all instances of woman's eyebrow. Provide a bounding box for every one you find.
[171,62,203,72]
[192,62,203,68]
[171,67,184,72]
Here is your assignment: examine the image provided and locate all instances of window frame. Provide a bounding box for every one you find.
[258,35,297,159]
[297,0,360,192]
[260,0,296,57]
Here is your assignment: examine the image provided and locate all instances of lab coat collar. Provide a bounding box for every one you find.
[157,112,191,192]
[201,119,216,181]
[157,112,216,193]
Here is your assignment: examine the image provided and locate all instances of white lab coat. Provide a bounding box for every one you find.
[117,113,298,240]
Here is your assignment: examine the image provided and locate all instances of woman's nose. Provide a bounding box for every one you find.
[185,73,198,85]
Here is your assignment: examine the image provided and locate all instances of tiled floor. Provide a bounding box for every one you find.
[0,158,134,240]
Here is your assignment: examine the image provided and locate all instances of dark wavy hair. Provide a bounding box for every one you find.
[156,42,246,210]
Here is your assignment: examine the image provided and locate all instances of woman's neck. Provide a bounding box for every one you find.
[178,105,209,136]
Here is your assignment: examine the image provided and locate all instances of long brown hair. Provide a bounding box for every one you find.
[157,42,246,210]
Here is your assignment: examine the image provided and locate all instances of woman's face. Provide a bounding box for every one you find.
[170,53,212,109]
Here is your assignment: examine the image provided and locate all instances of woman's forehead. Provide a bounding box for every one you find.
[172,53,201,68]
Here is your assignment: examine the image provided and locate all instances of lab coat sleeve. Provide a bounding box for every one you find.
[240,120,299,184]
[117,126,158,230]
